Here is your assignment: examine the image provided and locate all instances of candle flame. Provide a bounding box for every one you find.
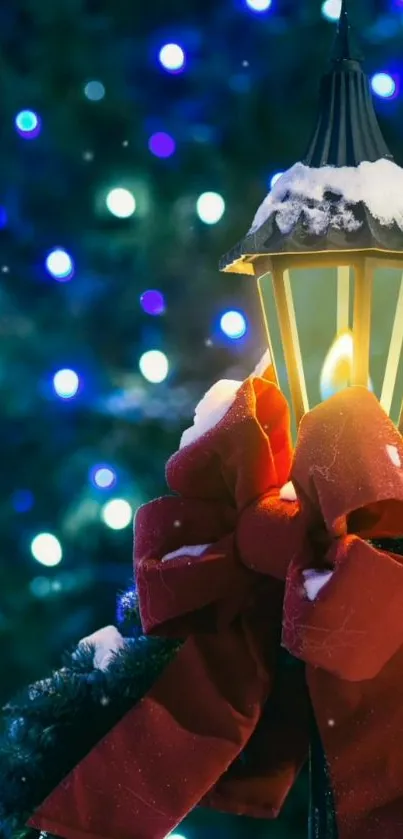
[320,330,372,401]
[320,330,353,401]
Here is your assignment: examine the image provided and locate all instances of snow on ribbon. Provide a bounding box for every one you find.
[162,544,211,562]
[179,350,272,450]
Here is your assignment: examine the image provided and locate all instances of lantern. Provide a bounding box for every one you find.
[220,0,403,437]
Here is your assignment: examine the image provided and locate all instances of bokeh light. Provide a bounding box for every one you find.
[140,289,166,315]
[15,109,41,139]
[53,369,80,399]
[90,465,117,489]
[31,533,63,567]
[371,72,397,99]
[270,171,284,189]
[158,43,186,73]
[220,310,247,339]
[101,498,133,530]
[12,489,34,513]
[106,188,136,218]
[321,0,341,21]
[45,248,74,281]
[139,350,169,383]
[196,192,226,225]
[148,132,176,158]
[245,0,272,11]
[84,80,105,101]
[0,208,8,229]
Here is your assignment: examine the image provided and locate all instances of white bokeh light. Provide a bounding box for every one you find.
[159,43,185,72]
[53,369,80,399]
[321,0,341,21]
[106,188,136,218]
[220,310,247,339]
[31,533,63,567]
[246,0,272,11]
[371,73,396,99]
[196,192,226,225]
[92,466,116,489]
[101,499,133,530]
[139,350,169,383]
[46,249,74,280]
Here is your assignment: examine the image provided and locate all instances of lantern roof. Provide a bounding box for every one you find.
[220,1,403,275]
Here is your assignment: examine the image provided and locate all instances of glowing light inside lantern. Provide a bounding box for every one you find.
[320,330,372,402]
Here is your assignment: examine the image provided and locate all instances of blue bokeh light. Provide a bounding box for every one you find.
[90,465,117,489]
[371,72,398,99]
[45,249,74,281]
[158,43,186,73]
[53,369,80,399]
[220,310,247,340]
[15,110,41,139]
[270,171,285,189]
[12,489,34,513]
[140,289,166,316]
[84,80,105,101]
[148,132,176,158]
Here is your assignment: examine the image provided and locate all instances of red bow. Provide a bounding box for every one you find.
[29,379,403,839]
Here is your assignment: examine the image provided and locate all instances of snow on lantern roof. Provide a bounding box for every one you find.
[220,0,403,275]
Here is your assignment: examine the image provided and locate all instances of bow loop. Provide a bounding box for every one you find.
[134,496,252,637]
[292,387,403,538]
[236,490,311,581]
[167,377,292,512]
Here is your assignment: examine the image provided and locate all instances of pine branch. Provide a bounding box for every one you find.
[0,635,181,839]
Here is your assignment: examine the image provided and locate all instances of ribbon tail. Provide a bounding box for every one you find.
[28,628,269,839]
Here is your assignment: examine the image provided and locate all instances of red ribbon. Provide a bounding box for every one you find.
[29,380,403,839]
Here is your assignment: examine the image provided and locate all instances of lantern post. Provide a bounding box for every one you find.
[220,2,403,836]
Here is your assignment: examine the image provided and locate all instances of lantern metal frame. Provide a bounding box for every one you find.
[228,251,403,431]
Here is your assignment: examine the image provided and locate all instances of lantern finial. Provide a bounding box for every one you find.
[331,0,362,64]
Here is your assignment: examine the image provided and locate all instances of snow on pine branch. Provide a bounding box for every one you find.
[249,159,403,236]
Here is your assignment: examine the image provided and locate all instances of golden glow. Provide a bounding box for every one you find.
[320,330,354,402]
[320,329,373,401]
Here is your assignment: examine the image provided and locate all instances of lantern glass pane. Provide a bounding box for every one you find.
[258,261,403,431]
[372,266,403,424]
